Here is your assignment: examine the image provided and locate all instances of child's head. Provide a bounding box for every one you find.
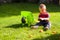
[39,4,46,12]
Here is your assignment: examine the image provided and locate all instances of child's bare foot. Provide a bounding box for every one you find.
[44,27,49,31]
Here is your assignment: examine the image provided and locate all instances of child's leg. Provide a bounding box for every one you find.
[31,21,42,29]
[44,22,51,30]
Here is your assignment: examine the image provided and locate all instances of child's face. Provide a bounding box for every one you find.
[39,6,46,12]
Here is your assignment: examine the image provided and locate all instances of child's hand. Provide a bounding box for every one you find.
[39,18,44,20]
[39,18,49,20]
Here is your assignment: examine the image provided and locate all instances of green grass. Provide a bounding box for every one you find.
[0,3,60,40]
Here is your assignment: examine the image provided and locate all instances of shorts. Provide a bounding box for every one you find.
[35,21,51,29]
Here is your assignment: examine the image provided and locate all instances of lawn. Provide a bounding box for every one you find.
[0,3,60,40]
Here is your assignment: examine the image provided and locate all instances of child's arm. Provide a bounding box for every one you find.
[39,17,49,20]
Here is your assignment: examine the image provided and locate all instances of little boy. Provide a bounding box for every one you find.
[31,4,51,30]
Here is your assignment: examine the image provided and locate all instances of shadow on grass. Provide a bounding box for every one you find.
[5,23,30,28]
[33,34,60,40]
[0,3,39,17]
